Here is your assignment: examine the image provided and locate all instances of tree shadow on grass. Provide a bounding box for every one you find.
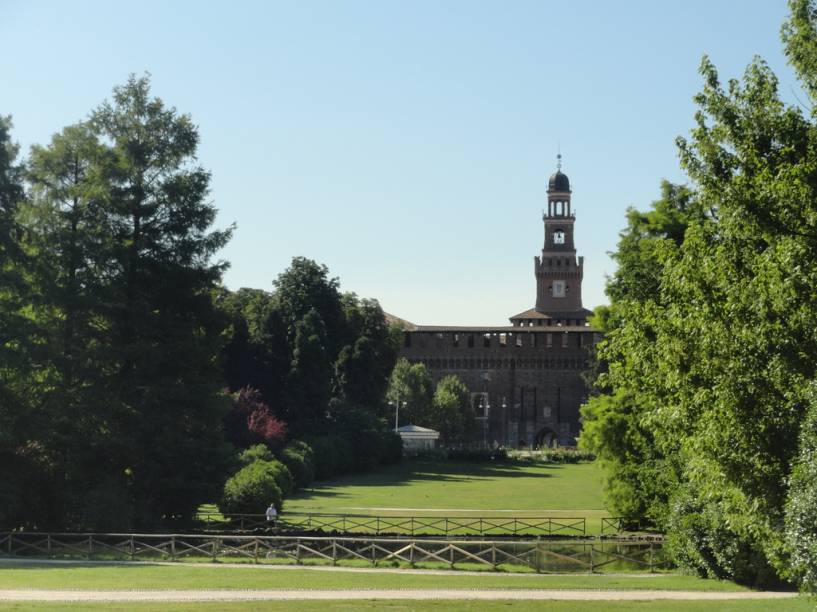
[288,460,562,505]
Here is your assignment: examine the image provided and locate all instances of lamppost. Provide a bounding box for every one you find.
[501,397,507,446]
[388,397,406,432]
[480,396,491,448]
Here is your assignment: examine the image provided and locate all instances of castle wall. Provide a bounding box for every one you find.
[399,328,598,447]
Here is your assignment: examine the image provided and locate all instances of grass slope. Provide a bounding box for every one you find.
[286,460,605,513]
[283,459,609,532]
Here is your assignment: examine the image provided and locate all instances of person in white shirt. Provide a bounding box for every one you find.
[265,503,277,527]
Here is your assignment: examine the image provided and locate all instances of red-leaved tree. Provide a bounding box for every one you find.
[224,387,287,449]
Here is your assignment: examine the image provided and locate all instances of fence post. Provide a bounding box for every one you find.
[254,539,259,564]
[491,543,497,569]
[87,536,93,560]
[479,518,484,536]
[332,539,337,566]
[7,534,12,556]
[371,540,376,566]
[409,542,415,567]
[130,536,135,560]
[47,534,52,557]
[534,542,541,573]
[649,542,654,572]
[589,543,594,573]
[296,538,301,565]
[170,536,176,561]
[410,517,415,537]
[211,536,218,562]
[444,518,449,537]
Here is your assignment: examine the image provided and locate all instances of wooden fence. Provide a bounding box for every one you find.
[197,513,589,537]
[0,532,668,573]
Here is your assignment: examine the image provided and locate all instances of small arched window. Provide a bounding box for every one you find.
[554,230,565,245]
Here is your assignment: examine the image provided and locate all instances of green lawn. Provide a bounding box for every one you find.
[283,460,611,533]
[5,601,816,612]
[1,563,810,612]
[0,563,752,591]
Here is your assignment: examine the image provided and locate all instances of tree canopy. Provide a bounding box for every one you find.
[581,0,817,590]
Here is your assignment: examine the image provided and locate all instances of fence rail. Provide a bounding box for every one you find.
[0,532,669,573]
[197,513,589,537]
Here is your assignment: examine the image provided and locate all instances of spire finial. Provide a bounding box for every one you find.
[556,152,562,171]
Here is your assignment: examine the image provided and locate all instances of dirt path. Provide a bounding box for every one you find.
[0,589,800,601]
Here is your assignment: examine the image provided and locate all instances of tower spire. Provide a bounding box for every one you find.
[556,152,562,171]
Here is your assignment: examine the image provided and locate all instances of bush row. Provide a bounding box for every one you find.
[220,432,402,514]
[305,430,402,480]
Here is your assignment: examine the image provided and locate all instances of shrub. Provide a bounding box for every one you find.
[266,460,294,497]
[665,485,781,588]
[379,431,403,465]
[352,429,383,472]
[785,403,817,593]
[220,460,283,514]
[332,435,355,475]
[280,442,315,489]
[307,435,357,480]
[238,444,275,466]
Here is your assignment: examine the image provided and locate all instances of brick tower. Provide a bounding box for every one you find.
[510,156,591,327]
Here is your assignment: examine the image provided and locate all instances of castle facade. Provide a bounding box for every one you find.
[396,161,598,447]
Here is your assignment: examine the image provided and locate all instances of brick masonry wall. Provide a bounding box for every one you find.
[399,328,598,447]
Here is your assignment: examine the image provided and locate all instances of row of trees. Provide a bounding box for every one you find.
[1,76,232,530]
[0,76,403,531]
[580,0,817,591]
[387,359,477,445]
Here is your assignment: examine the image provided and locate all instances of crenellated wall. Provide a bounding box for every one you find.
[399,327,599,447]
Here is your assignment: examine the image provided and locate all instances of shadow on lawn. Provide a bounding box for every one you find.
[289,460,560,503]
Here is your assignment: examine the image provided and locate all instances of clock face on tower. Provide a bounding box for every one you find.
[553,230,565,245]
[553,280,566,297]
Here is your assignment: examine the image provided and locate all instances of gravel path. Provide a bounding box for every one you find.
[0,557,669,578]
[0,589,800,601]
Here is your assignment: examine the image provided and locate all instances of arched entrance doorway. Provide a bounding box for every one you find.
[535,427,558,449]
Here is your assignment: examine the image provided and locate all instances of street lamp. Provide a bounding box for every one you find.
[388,397,406,432]
[480,396,491,448]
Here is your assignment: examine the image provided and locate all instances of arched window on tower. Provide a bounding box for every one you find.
[553,230,565,245]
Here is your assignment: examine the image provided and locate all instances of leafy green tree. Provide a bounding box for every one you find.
[81,74,234,528]
[429,375,476,445]
[785,398,817,592]
[283,308,332,432]
[273,257,343,346]
[387,358,434,426]
[0,116,48,528]
[585,0,817,588]
[579,182,703,526]
[23,123,119,527]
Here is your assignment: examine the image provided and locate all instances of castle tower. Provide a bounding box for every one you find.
[510,156,590,326]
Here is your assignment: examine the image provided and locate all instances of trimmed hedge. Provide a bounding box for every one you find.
[280,441,315,488]
[220,460,284,514]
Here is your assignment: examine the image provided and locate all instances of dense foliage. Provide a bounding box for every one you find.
[221,460,285,514]
[581,0,817,590]
[0,76,404,531]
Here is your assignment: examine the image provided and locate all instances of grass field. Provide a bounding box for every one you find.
[0,563,812,612]
[0,563,751,591]
[282,459,611,533]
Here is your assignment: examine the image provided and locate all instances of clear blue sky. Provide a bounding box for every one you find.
[1,0,799,325]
